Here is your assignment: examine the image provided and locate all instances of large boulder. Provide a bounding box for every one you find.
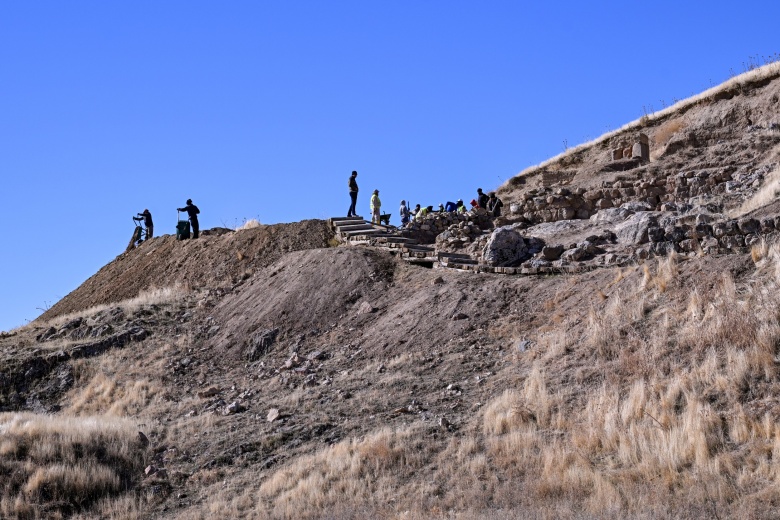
[482,227,529,267]
[614,212,659,245]
[589,207,634,224]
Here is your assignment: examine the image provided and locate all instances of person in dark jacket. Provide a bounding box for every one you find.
[347,171,359,217]
[487,192,504,217]
[177,199,201,238]
[477,188,490,209]
[133,209,153,239]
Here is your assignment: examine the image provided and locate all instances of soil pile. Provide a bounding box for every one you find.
[39,219,335,322]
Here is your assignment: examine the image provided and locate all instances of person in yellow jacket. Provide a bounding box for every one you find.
[416,204,430,221]
[370,189,381,224]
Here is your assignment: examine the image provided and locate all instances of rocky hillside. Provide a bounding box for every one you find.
[3,63,780,519]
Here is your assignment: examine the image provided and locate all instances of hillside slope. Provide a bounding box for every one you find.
[4,64,780,519]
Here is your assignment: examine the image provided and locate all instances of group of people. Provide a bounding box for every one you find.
[132,199,201,241]
[347,170,504,227]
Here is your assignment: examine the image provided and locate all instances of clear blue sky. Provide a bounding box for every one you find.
[1,1,779,330]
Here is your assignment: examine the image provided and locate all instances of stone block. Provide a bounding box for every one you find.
[719,235,745,249]
[700,235,719,254]
[712,221,738,237]
[737,218,760,235]
[542,244,565,260]
[559,207,576,220]
[583,189,602,201]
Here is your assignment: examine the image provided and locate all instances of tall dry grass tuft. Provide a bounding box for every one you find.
[652,118,687,149]
[641,253,678,294]
[0,413,144,519]
[236,218,262,231]
[255,425,437,519]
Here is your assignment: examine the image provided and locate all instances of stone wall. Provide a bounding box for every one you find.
[401,209,493,245]
[509,168,742,225]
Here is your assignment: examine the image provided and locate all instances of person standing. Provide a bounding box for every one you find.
[133,209,154,239]
[477,188,490,209]
[400,200,410,226]
[347,171,359,217]
[487,192,504,217]
[370,189,381,224]
[177,199,201,238]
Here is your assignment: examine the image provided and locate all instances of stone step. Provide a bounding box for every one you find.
[440,256,478,266]
[384,236,418,245]
[403,245,435,253]
[342,228,390,238]
[336,223,375,233]
[329,216,365,223]
[438,252,474,260]
[403,250,437,259]
[334,221,370,229]
[403,256,437,265]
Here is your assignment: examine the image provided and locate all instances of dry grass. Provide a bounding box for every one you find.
[0,413,145,519]
[731,164,780,218]
[236,218,262,231]
[652,118,687,148]
[33,285,187,331]
[502,60,780,188]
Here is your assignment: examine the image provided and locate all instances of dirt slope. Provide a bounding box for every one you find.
[6,64,780,519]
[38,219,335,322]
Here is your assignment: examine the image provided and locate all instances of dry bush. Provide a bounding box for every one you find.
[640,253,678,293]
[653,118,687,147]
[0,413,144,519]
[236,218,262,231]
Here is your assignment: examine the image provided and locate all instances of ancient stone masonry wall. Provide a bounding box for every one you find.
[507,165,760,225]
[644,215,777,257]
[610,133,650,162]
[401,209,493,245]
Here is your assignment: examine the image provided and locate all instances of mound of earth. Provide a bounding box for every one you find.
[39,219,335,322]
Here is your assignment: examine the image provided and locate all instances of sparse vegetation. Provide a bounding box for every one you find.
[0,413,145,519]
[732,165,780,218]
[7,56,780,520]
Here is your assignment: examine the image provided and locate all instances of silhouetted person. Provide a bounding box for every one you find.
[133,209,153,239]
[487,192,504,217]
[347,171,359,217]
[177,199,201,238]
[477,188,489,209]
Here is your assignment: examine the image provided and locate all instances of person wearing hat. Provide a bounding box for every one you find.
[177,199,201,238]
[456,199,466,213]
[399,200,410,226]
[370,189,381,225]
[347,170,359,218]
[133,209,154,239]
